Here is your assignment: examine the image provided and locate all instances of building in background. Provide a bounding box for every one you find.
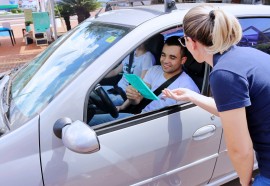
[0,0,18,5]
[19,0,38,11]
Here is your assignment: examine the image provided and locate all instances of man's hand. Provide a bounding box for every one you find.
[126,85,143,105]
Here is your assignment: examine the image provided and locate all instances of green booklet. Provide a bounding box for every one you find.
[124,74,159,100]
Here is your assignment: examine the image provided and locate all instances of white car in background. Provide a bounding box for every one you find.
[0,2,269,186]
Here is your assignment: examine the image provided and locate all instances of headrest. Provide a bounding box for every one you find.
[145,34,164,65]
[183,50,205,91]
[184,50,205,77]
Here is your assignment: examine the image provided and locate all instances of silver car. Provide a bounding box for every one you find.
[0,3,270,186]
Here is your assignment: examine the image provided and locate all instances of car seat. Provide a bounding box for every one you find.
[145,34,164,65]
[183,49,205,92]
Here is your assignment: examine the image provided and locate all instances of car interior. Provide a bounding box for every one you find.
[86,26,207,124]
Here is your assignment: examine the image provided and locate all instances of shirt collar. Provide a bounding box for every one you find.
[213,45,235,66]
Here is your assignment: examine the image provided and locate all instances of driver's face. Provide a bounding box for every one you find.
[160,44,185,76]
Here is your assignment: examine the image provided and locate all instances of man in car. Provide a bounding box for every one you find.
[89,36,200,126]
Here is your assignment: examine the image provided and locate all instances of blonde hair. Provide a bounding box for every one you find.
[183,5,242,54]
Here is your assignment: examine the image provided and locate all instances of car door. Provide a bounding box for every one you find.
[39,52,222,186]
[40,104,222,186]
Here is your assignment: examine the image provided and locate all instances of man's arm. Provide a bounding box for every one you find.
[125,81,151,105]
[125,85,144,105]
[219,107,254,186]
[117,99,131,111]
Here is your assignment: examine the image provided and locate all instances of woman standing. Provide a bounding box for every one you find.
[163,5,270,186]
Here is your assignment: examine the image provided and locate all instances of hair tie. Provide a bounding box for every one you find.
[209,10,215,20]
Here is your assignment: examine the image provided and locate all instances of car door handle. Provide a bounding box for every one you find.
[192,125,216,141]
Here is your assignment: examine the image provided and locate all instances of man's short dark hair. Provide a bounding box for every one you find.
[164,36,181,46]
[164,36,186,56]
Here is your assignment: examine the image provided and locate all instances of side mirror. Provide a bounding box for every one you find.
[53,118,100,154]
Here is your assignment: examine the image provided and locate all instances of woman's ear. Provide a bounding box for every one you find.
[189,38,196,50]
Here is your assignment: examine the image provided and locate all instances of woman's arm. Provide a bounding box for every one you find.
[219,108,254,186]
[162,88,219,116]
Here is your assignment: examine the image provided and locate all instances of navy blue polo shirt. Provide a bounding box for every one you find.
[210,45,270,178]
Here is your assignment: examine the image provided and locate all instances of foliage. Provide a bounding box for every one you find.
[262,0,270,4]
[11,9,17,13]
[255,43,270,54]
[57,0,101,23]
[151,0,179,4]
[151,0,163,4]
[55,3,75,17]
[10,8,23,13]
[55,3,75,31]
[58,0,100,12]
[25,21,33,26]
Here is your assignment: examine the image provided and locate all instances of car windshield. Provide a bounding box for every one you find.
[8,21,130,126]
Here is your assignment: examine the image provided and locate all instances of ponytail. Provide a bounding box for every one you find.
[183,5,242,54]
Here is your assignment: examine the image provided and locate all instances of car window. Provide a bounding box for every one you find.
[9,22,131,127]
[238,18,270,54]
[87,27,206,127]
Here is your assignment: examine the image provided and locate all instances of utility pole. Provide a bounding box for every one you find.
[47,0,58,40]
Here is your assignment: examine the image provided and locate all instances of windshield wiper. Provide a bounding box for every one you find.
[4,76,12,119]
[0,67,24,136]
[0,75,11,135]
[4,65,24,115]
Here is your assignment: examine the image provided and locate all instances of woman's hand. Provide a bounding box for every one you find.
[162,88,195,102]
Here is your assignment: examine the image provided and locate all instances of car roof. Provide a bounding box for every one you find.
[92,3,270,27]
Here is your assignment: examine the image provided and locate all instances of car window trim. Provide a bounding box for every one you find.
[94,102,196,136]
[93,20,136,30]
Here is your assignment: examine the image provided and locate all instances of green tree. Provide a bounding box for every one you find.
[151,0,180,4]
[262,0,270,4]
[151,0,163,4]
[55,3,75,31]
[58,0,100,24]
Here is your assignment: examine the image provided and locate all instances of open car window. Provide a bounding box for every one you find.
[86,26,208,127]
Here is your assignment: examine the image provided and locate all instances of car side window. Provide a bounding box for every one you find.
[86,28,206,127]
[238,18,270,55]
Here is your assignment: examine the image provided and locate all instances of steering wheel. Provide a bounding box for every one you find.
[90,84,119,118]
